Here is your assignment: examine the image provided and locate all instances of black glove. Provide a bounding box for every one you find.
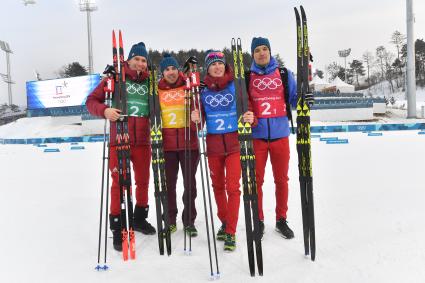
[305,92,315,107]
[103,64,116,76]
[199,81,207,91]
[183,56,198,73]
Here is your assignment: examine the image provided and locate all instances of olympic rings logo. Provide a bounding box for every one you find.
[204,93,234,107]
[252,78,282,91]
[127,83,148,96]
[162,91,185,102]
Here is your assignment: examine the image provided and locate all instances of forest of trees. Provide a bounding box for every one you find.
[57,50,285,79]
[147,48,284,75]
[322,31,425,92]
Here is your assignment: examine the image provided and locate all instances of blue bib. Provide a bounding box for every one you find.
[201,82,237,134]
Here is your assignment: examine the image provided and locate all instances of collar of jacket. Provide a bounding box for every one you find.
[124,61,149,82]
[204,64,234,91]
[158,71,186,90]
[250,56,279,75]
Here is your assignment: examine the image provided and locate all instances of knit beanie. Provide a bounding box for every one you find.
[204,50,226,71]
[159,53,179,73]
[127,42,148,61]
[251,37,271,55]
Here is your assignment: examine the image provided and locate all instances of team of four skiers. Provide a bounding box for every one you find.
[86,36,306,253]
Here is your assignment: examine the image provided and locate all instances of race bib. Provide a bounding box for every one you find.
[249,70,286,118]
[158,86,187,128]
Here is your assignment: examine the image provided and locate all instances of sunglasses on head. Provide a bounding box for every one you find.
[207,52,224,59]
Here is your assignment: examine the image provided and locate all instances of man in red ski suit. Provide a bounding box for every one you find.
[248,37,301,239]
[86,42,156,251]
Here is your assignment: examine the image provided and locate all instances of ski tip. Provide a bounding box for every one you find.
[112,31,117,48]
[300,5,306,16]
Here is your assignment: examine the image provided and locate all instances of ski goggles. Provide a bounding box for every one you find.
[207,52,225,59]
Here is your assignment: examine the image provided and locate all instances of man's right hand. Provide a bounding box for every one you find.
[104,108,122,122]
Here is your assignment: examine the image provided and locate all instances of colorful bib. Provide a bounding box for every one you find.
[158,85,187,128]
[249,69,286,118]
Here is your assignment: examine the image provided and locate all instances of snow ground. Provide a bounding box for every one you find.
[0,130,424,283]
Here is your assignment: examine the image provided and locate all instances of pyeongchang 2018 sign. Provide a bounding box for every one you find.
[26,74,100,110]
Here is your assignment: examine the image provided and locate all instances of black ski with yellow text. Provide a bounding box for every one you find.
[294,6,316,261]
[148,64,172,256]
[231,38,263,277]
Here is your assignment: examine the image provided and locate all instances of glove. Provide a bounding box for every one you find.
[305,92,315,107]
[103,64,116,76]
[199,81,207,91]
[183,56,199,73]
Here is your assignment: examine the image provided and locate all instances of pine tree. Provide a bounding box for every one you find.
[349,60,365,86]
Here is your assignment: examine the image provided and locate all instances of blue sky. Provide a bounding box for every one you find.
[1,0,424,106]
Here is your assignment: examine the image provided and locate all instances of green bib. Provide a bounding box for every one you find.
[125,80,149,117]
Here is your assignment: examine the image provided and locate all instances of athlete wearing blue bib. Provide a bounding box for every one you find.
[201,82,238,135]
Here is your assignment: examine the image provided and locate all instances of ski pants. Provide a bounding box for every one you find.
[164,150,199,227]
[253,138,290,221]
[207,152,241,235]
[109,145,151,215]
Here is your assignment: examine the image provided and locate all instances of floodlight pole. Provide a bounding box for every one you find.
[338,49,351,82]
[80,0,97,75]
[0,40,14,105]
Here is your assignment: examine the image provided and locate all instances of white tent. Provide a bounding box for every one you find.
[309,75,330,91]
[328,77,355,93]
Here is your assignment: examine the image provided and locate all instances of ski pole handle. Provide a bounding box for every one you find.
[184,77,191,91]
[104,77,115,107]
[190,71,200,88]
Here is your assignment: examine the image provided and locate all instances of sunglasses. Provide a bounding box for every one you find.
[207,52,225,59]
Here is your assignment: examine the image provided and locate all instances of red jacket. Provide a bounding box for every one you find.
[158,73,199,151]
[86,62,150,146]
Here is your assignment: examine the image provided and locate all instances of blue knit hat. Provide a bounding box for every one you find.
[160,53,179,73]
[251,37,271,55]
[204,50,226,71]
[127,42,148,61]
